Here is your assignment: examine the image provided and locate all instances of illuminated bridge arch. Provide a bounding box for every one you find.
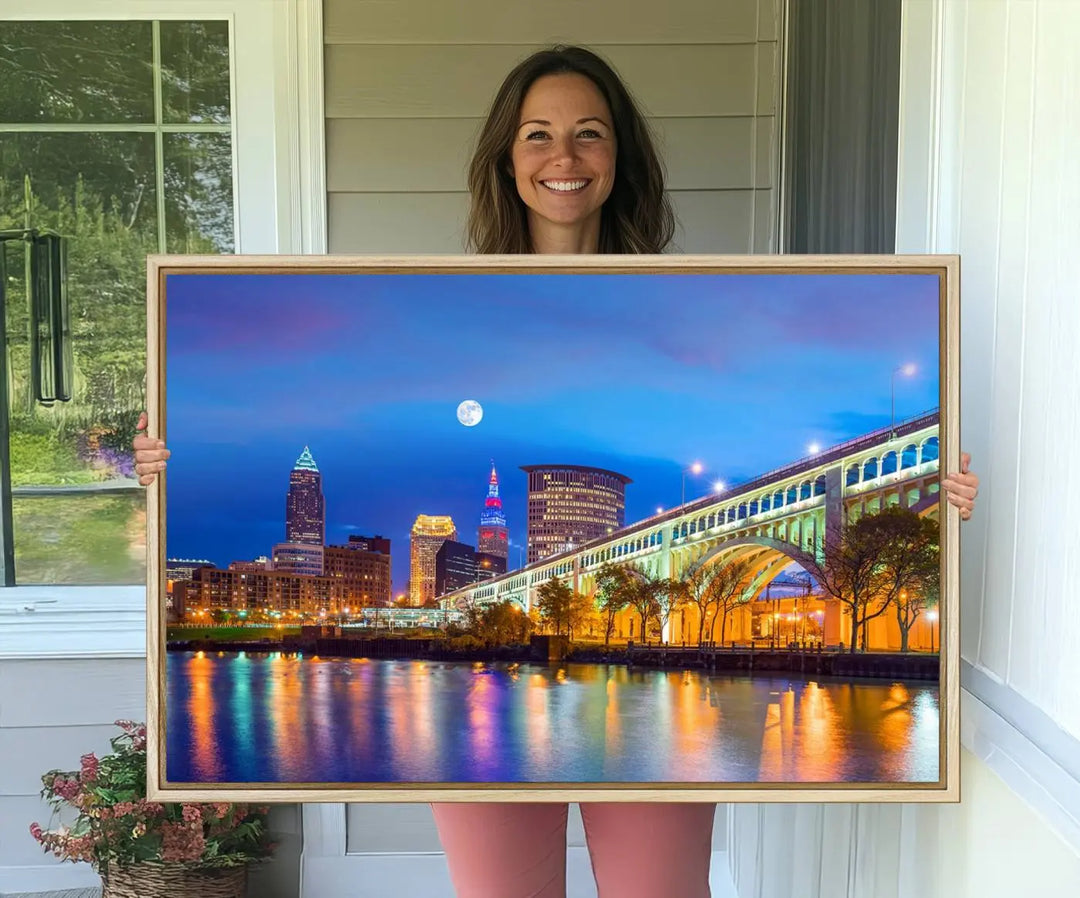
[686,536,820,601]
[910,491,941,518]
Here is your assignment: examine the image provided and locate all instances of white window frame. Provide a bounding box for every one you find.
[0,0,326,659]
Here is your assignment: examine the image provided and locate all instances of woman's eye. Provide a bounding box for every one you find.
[578,129,602,138]
[524,130,550,141]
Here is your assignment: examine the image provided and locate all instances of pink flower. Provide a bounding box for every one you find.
[136,799,164,816]
[112,801,135,817]
[51,776,82,802]
[29,822,43,841]
[80,753,99,782]
[181,805,202,824]
[161,821,206,863]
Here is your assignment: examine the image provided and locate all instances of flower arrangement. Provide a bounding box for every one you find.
[30,720,275,874]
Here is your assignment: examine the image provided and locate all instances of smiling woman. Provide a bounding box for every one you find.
[465,45,673,255]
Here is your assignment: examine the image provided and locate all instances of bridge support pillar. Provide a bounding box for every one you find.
[824,599,843,647]
[824,465,844,558]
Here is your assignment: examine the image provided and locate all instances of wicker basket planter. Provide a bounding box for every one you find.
[100,862,248,898]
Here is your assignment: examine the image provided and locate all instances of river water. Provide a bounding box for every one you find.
[165,652,939,784]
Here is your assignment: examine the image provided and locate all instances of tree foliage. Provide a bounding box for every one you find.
[593,562,630,647]
[463,599,533,646]
[810,506,940,652]
[2,21,232,486]
[535,576,573,637]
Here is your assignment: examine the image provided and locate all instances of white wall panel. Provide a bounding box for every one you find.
[728,1,1080,895]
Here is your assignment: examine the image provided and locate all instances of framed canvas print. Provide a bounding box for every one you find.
[145,254,960,803]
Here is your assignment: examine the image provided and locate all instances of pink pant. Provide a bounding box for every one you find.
[431,802,716,898]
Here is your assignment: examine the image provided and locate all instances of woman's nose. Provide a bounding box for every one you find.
[549,134,577,164]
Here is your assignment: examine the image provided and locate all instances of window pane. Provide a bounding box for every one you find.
[160,21,232,124]
[2,133,156,584]
[2,131,156,431]
[0,22,154,123]
[1,133,159,238]
[1,19,234,587]
[12,491,145,585]
[164,133,235,252]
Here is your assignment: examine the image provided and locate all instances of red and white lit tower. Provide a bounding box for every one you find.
[477,461,509,561]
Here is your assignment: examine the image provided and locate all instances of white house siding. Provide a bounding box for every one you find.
[324,0,781,254]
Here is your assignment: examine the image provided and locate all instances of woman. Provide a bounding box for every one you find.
[135,46,979,898]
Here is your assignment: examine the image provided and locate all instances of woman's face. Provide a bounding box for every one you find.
[509,73,617,240]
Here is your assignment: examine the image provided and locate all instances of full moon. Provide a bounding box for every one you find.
[456,399,483,427]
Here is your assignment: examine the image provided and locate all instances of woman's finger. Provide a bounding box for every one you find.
[943,483,978,500]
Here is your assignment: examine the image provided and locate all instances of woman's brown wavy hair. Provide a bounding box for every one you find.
[466,46,675,254]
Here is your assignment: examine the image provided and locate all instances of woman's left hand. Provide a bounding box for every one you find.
[941,451,979,521]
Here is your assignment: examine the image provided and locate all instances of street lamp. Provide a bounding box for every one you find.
[927,609,938,653]
[713,480,725,493]
[891,363,917,437]
[807,442,821,455]
[682,461,704,505]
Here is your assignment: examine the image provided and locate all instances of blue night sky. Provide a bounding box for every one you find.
[165,272,940,594]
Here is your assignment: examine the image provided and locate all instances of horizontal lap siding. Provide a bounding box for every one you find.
[0,659,145,873]
[325,0,780,254]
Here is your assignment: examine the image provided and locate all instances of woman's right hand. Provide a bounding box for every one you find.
[133,412,170,486]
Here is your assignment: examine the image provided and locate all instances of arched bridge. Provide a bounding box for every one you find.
[438,411,941,617]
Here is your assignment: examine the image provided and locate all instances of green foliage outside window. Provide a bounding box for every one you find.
[1,20,233,584]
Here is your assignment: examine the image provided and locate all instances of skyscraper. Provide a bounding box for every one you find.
[474,551,507,581]
[409,514,457,606]
[520,464,632,564]
[477,461,509,561]
[285,446,324,546]
[435,540,478,596]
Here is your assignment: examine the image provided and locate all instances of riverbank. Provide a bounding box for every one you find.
[166,634,939,680]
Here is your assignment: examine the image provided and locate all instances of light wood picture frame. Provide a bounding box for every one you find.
[146,253,960,803]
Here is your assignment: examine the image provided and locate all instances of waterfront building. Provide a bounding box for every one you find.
[474,551,507,581]
[166,558,213,582]
[520,464,631,564]
[435,540,478,596]
[325,543,392,606]
[409,514,457,606]
[271,542,325,577]
[347,534,391,555]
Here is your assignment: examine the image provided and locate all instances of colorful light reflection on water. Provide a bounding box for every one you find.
[165,653,939,784]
